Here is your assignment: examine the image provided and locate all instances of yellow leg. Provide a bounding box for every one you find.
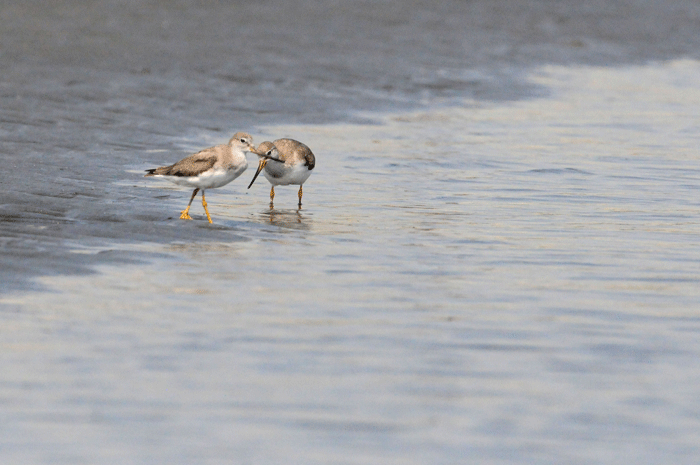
[270,186,275,201]
[298,185,303,207]
[201,191,213,224]
[180,188,199,220]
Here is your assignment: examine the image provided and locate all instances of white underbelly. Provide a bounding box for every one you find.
[164,163,247,189]
[263,162,311,186]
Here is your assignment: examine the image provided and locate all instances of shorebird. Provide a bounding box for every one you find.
[247,138,316,208]
[145,132,257,223]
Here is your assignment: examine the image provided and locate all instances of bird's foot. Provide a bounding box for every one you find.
[179,210,193,220]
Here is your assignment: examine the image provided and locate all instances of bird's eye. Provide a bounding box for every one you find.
[240,138,246,143]
[266,150,272,156]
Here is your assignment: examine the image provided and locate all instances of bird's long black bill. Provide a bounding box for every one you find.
[247,158,267,189]
[261,154,283,163]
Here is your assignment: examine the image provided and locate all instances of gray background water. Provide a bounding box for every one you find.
[2,1,700,463]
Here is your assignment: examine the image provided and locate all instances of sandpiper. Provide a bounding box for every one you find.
[247,138,316,208]
[145,132,256,223]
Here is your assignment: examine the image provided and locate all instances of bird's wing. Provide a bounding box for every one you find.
[273,139,315,169]
[154,147,219,177]
[303,150,315,170]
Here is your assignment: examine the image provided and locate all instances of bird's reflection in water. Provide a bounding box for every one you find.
[257,207,311,230]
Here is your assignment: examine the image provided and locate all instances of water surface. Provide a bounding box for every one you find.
[3,60,700,464]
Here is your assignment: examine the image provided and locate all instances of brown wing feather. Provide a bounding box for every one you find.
[304,151,315,170]
[145,147,219,177]
[273,138,315,170]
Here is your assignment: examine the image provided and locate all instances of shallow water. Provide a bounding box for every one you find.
[4,1,700,463]
[3,59,700,464]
